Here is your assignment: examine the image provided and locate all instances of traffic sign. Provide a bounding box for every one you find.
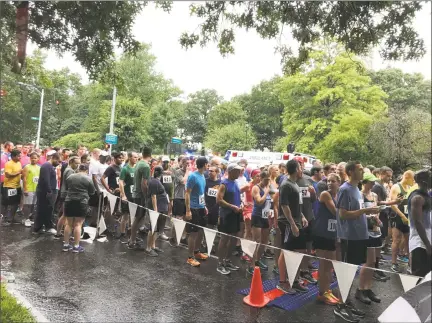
[31,117,39,121]
[105,133,118,145]
[171,137,182,144]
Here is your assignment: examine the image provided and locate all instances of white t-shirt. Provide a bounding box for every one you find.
[89,160,108,192]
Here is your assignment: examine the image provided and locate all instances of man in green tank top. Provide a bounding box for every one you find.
[22,152,40,226]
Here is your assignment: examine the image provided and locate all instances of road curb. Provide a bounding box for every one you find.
[5,283,49,323]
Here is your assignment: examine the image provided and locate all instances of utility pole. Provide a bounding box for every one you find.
[35,89,44,149]
[108,86,117,155]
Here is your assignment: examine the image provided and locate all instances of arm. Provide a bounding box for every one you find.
[320,191,336,216]
[252,185,268,205]
[5,164,21,178]
[389,185,408,222]
[273,192,279,222]
[119,180,126,199]
[141,166,150,198]
[411,195,431,254]
[101,174,111,192]
[339,208,365,220]
[151,194,158,212]
[240,184,249,193]
[185,188,192,218]
[22,166,28,193]
[216,184,240,212]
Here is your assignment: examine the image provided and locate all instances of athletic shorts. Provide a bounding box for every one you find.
[149,213,167,233]
[185,208,207,233]
[341,239,368,265]
[173,199,186,216]
[379,211,389,239]
[64,200,89,218]
[367,236,382,248]
[218,212,241,234]
[1,186,22,206]
[243,205,252,221]
[251,215,269,229]
[207,211,219,226]
[278,221,287,246]
[390,215,410,234]
[120,196,133,213]
[133,197,147,221]
[313,235,336,251]
[411,247,432,277]
[303,219,313,243]
[23,192,37,205]
[284,227,307,251]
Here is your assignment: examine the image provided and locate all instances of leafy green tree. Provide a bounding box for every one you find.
[276,51,387,154]
[204,122,257,155]
[234,77,285,150]
[179,89,223,143]
[179,2,426,74]
[53,132,103,151]
[207,101,246,130]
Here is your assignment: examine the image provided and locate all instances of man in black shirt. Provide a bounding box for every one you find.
[277,159,309,294]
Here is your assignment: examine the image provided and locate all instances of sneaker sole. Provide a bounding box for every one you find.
[294,288,309,293]
[333,310,359,323]
[217,269,231,275]
[62,249,70,252]
[226,267,239,271]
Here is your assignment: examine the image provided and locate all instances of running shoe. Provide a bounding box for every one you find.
[255,260,268,271]
[217,264,231,275]
[365,289,381,303]
[152,247,164,253]
[292,280,308,293]
[54,233,63,240]
[355,289,371,305]
[119,235,128,244]
[308,263,318,271]
[276,282,296,295]
[397,255,409,263]
[246,266,255,276]
[391,263,401,273]
[179,238,188,246]
[24,219,32,227]
[72,245,85,253]
[240,254,252,263]
[159,233,169,241]
[345,300,366,318]
[168,238,177,247]
[263,250,274,259]
[194,252,209,260]
[317,291,340,305]
[300,270,317,284]
[187,257,200,267]
[407,267,412,275]
[224,260,240,271]
[145,249,158,257]
[62,244,73,252]
[46,228,57,235]
[334,303,359,323]
[373,271,388,282]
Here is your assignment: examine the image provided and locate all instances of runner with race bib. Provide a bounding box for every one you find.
[1,150,22,225]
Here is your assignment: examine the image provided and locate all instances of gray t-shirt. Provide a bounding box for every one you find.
[296,175,316,221]
[173,168,187,200]
[65,173,96,204]
[60,166,75,198]
[336,182,368,240]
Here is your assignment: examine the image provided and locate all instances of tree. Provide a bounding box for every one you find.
[204,122,257,155]
[179,89,223,144]
[276,51,387,154]
[1,1,147,77]
[53,132,103,151]
[206,101,246,130]
[315,110,375,163]
[179,2,426,74]
[234,77,285,150]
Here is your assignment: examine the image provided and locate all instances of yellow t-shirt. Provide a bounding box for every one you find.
[4,161,22,189]
[405,184,419,225]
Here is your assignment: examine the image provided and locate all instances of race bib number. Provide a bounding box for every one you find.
[358,198,365,209]
[116,177,119,185]
[8,189,17,197]
[300,187,310,198]
[199,194,205,205]
[130,185,134,194]
[299,192,303,205]
[404,205,408,215]
[32,177,39,184]
[207,188,218,197]
[130,173,134,178]
[262,209,273,219]
[327,219,337,232]
[162,176,172,184]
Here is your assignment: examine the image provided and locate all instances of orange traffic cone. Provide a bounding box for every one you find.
[243,266,270,308]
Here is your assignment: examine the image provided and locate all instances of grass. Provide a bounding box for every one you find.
[1,283,37,323]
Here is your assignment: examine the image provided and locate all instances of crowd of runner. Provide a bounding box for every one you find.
[1,141,431,323]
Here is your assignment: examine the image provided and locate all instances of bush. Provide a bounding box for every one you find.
[1,283,36,323]
[52,132,104,150]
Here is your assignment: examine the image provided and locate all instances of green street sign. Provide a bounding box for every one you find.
[31,117,39,121]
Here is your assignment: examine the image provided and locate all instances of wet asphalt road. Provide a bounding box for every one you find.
[1,225,407,323]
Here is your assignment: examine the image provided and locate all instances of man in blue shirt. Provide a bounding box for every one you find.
[185,156,209,267]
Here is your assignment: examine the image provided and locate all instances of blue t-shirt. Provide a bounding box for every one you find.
[186,171,206,209]
[336,182,368,240]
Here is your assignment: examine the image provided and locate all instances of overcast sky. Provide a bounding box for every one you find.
[30,1,431,100]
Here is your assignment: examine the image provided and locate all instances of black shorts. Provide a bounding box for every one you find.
[218,212,241,234]
[173,199,186,216]
[64,200,89,218]
[251,216,269,229]
[303,220,313,243]
[390,215,410,234]
[1,186,22,206]
[284,227,307,251]
[207,210,219,226]
[88,192,100,207]
[367,235,382,248]
[133,197,147,221]
[411,247,432,277]
[278,221,287,247]
[186,208,207,233]
[379,211,389,239]
[313,235,336,251]
[120,199,129,213]
[149,212,167,233]
[341,239,368,265]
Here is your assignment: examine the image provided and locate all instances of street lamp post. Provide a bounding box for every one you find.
[108,86,117,155]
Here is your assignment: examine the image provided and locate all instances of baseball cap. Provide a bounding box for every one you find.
[162,156,170,162]
[227,163,242,173]
[46,150,56,156]
[238,158,248,167]
[363,172,378,182]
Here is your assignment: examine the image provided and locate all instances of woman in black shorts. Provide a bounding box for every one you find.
[248,170,272,275]
[312,173,341,305]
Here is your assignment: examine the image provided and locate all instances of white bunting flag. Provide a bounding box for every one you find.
[98,215,107,236]
[399,273,419,293]
[83,226,97,241]
[128,201,138,225]
[240,239,257,258]
[378,296,421,323]
[149,210,159,234]
[107,193,117,215]
[172,218,186,245]
[332,260,358,302]
[203,228,217,257]
[282,250,304,287]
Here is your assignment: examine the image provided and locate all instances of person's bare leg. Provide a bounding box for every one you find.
[216,235,229,261]
[73,218,85,246]
[188,231,198,257]
[129,216,141,244]
[359,248,375,290]
[64,217,74,245]
[244,219,252,240]
[56,215,66,234]
[251,227,262,265]
[391,227,401,264]
[120,213,128,235]
[195,228,204,253]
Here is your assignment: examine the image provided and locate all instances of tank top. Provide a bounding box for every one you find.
[219,178,241,217]
[25,164,40,192]
[397,183,410,216]
[312,195,337,239]
[252,185,272,219]
[363,192,381,238]
[407,189,431,253]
